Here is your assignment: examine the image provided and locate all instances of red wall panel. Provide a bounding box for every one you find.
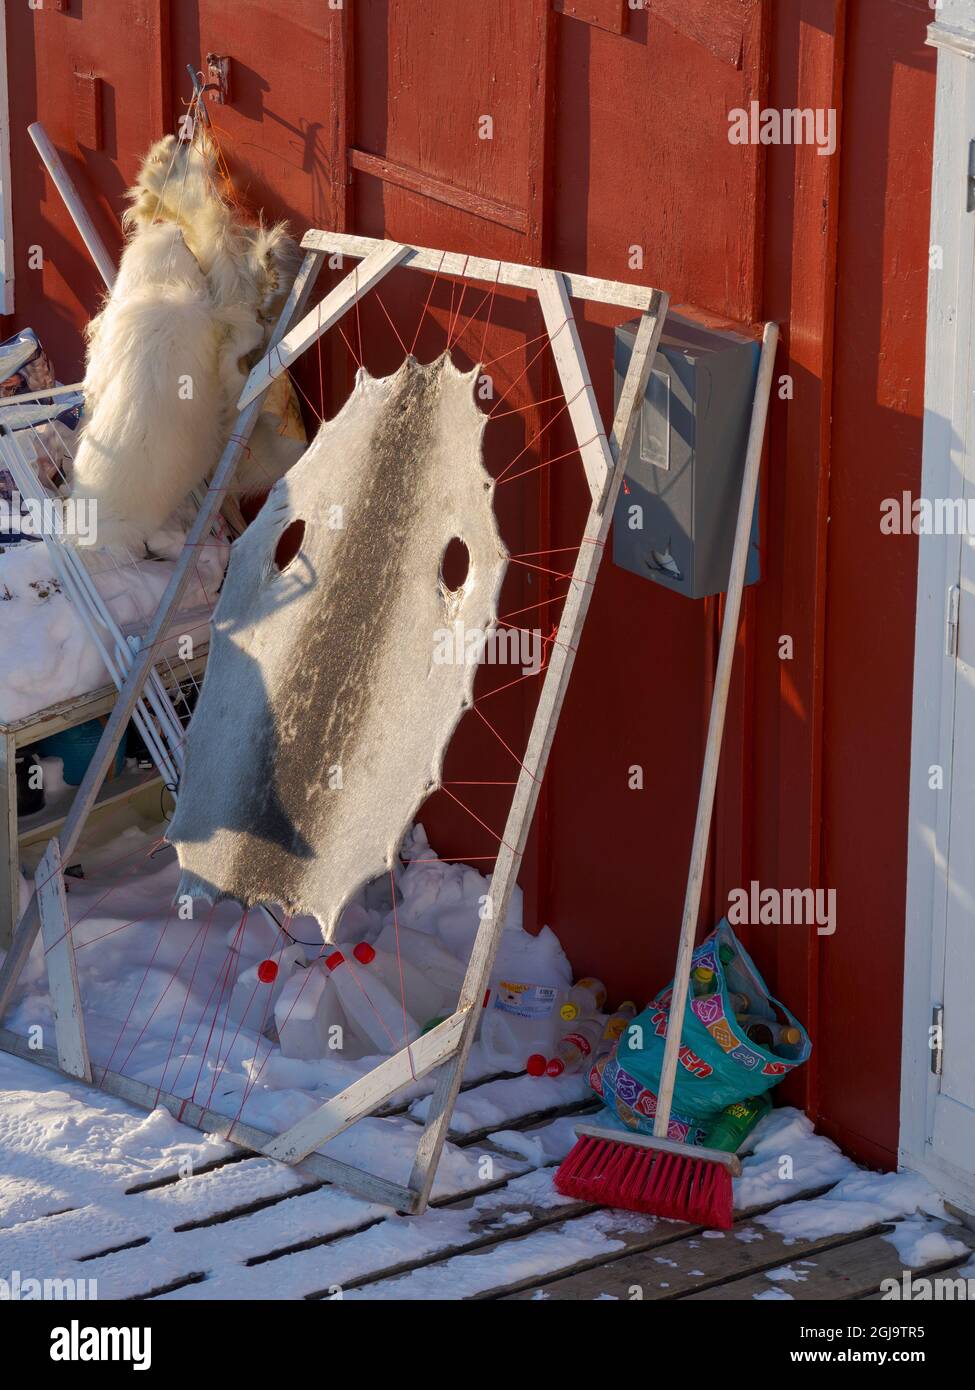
[816,0,934,1166]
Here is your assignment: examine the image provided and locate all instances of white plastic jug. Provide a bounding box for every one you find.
[351,941,452,1028]
[325,950,421,1055]
[373,925,467,1012]
[227,943,305,1037]
[479,925,573,1071]
[275,960,363,1061]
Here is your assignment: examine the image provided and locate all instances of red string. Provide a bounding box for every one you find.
[374,291,408,358]
[411,250,447,357]
[472,704,540,783]
[438,785,517,853]
[479,260,503,362]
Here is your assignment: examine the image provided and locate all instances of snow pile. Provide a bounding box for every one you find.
[758,1168,949,1242]
[486,1115,582,1164]
[0,529,227,722]
[880,1216,970,1268]
[5,822,573,1179]
[0,1050,230,1227]
[734,1105,857,1210]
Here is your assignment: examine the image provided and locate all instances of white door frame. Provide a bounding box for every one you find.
[901,0,975,1214]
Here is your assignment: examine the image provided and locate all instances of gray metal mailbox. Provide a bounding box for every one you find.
[612,309,762,599]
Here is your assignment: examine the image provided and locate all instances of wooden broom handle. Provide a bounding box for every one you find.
[653,321,779,1140]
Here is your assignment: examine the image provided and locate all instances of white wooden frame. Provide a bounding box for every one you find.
[901,0,975,1215]
[0,229,668,1214]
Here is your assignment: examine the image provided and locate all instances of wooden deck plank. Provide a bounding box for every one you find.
[341,1185,839,1302]
[504,1219,890,1300]
[74,1123,573,1299]
[686,1224,975,1301]
[19,1108,575,1300]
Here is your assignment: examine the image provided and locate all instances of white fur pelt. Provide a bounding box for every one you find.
[69,133,303,554]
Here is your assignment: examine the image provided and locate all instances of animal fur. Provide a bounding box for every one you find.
[69,132,304,554]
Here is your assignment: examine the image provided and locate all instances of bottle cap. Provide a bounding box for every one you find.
[325,952,345,971]
[353,942,376,965]
[559,1002,579,1021]
[545,1058,565,1077]
[257,959,278,984]
[525,1054,547,1077]
[693,966,715,982]
[782,1026,801,1045]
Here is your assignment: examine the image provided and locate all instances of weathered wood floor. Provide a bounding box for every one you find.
[2,1063,972,1301]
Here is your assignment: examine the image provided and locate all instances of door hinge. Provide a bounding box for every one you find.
[946,584,960,657]
[968,141,975,212]
[931,1004,944,1076]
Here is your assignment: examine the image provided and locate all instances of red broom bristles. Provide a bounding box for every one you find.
[554,1134,734,1230]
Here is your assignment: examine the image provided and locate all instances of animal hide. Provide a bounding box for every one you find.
[68,133,304,554]
[167,354,508,939]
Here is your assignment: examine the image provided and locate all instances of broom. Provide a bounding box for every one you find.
[555,322,779,1231]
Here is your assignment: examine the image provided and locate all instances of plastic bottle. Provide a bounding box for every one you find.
[275,959,364,1061]
[739,1015,802,1051]
[479,924,572,1070]
[595,1000,638,1061]
[227,943,305,1036]
[703,1094,773,1153]
[352,941,449,1028]
[545,1016,604,1077]
[559,977,607,1022]
[481,984,564,1072]
[691,966,716,997]
[325,950,420,1054]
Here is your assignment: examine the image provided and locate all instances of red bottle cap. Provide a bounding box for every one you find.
[546,1058,566,1078]
[257,959,278,984]
[525,1054,547,1077]
[325,951,345,971]
[353,942,376,965]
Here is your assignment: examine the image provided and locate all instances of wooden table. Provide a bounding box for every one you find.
[0,652,207,948]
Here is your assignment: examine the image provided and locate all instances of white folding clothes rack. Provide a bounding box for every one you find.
[0,225,680,1213]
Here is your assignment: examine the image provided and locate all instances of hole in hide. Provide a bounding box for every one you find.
[274,519,306,573]
[440,536,470,593]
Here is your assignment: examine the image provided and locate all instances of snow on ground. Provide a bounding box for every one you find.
[0,820,966,1298]
[411,1071,590,1132]
[734,1106,857,1211]
[0,1050,231,1229]
[880,1217,970,1268]
[4,825,519,1163]
[0,530,227,722]
[486,1114,581,1165]
[758,1168,950,1243]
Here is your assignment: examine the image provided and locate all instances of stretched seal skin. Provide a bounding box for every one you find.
[167,353,508,939]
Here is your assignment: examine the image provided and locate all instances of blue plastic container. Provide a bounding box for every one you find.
[38,720,126,786]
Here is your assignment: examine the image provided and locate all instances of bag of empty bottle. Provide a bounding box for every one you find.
[589,919,811,1143]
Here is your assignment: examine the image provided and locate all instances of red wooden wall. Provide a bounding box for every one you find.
[0,0,935,1168]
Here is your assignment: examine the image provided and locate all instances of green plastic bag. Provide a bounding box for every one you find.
[590,919,811,1144]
